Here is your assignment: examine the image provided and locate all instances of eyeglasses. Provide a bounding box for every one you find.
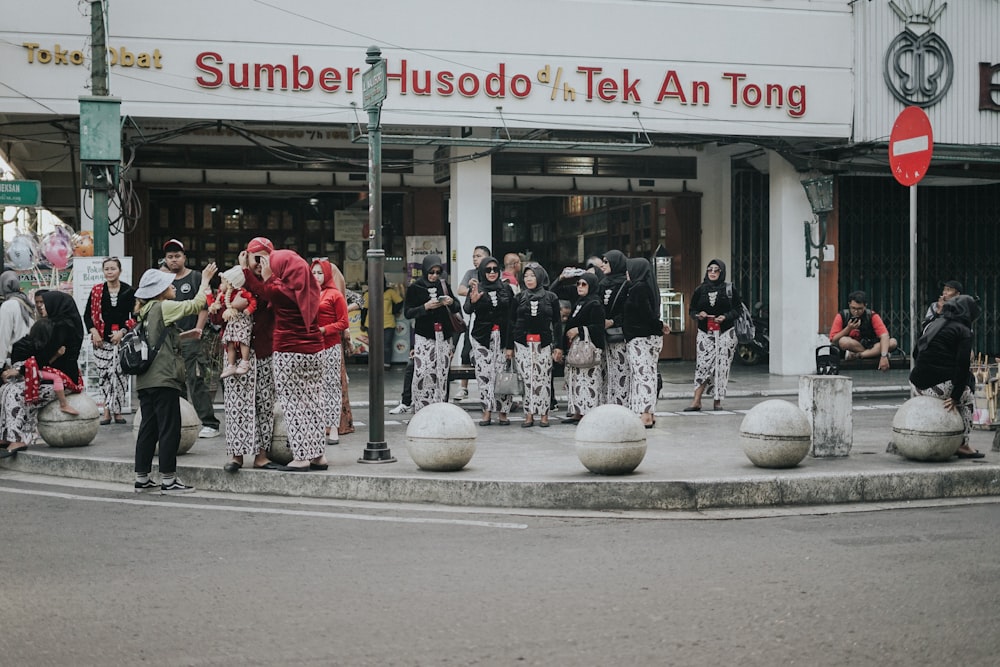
[707,267,721,273]
[427,270,442,275]
[484,267,499,273]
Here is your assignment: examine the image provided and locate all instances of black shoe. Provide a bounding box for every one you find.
[160,480,195,494]
[223,461,242,473]
[133,479,158,493]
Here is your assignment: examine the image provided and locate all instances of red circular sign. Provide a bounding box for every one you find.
[889,106,934,186]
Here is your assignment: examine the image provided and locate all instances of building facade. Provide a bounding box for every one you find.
[2,1,997,370]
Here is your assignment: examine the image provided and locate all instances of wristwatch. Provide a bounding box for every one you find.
[880,352,889,358]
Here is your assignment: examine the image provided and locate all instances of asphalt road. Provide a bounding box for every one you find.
[2,476,998,667]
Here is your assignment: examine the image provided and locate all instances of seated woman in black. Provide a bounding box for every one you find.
[909,294,984,459]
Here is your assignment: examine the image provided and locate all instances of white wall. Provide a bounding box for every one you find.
[2,0,853,136]
[768,152,818,376]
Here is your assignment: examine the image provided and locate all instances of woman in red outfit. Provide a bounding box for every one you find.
[243,250,327,472]
[310,258,349,445]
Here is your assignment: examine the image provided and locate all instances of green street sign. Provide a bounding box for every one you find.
[362,60,387,109]
[0,180,41,207]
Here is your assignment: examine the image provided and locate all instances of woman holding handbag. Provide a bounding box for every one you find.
[505,263,561,427]
[463,256,515,426]
[598,249,630,406]
[553,271,606,424]
[404,255,460,411]
[623,257,669,428]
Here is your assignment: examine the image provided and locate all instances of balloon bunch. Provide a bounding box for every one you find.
[40,225,74,270]
[4,224,77,288]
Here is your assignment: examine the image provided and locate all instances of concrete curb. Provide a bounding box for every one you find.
[4,449,999,511]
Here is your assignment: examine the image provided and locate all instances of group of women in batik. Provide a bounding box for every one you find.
[404,251,669,429]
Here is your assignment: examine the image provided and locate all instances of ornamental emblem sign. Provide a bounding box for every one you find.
[883,0,953,108]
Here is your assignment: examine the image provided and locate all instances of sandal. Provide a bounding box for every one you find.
[478,419,493,426]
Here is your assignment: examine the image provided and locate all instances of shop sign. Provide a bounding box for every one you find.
[883,0,953,108]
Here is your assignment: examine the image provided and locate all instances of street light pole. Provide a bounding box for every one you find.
[359,46,396,464]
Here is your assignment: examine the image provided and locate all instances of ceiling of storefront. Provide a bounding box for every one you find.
[3,113,999,231]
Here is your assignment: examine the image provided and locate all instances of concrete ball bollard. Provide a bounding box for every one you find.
[268,405,293,465]
[37,393,101,447]
[405,402,477,472]
[574,405,647,475]
[133,398,200,455]
[740,399,811,469]
[891,395,965,462]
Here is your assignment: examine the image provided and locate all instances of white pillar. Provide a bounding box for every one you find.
[768,153,818,376]
[448,148,492,289]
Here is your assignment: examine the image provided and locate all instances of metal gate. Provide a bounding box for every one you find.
[838,177,1000,355]
[731,165,769,311]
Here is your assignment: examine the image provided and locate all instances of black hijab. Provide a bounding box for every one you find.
[417,254,445,289]
[571,271,600,317]
[520,263,550,297]
[476,256,504,291]
[916,294,979,357]
[702,259,727,287]
[41,291,85,339]
[626,257,659,313]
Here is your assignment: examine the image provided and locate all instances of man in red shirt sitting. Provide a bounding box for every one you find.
[829,290,898,372]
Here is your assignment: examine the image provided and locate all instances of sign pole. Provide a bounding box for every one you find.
[888,106,933,368]
[359,46,395,464]
[910,184,917,370]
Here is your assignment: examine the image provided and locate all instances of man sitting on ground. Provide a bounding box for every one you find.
[829,290,897,372]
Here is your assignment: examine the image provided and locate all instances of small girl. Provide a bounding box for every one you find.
[208,266,257,379]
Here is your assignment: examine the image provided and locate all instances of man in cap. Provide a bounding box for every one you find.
[162,239,220,438]
[922,279,963,331]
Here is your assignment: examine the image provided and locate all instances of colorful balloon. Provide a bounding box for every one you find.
[41,230,74,270]
[5,233,38,270]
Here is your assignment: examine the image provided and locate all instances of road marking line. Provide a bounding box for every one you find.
[0,486,527,530]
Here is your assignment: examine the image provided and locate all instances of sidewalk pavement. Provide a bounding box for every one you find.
[2,361,998,512]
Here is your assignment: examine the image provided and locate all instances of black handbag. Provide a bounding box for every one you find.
[605,326,625,344]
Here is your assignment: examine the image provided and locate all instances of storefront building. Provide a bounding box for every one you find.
[7,0,949,374]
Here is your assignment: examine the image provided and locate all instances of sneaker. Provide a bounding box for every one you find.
[234,360,251,375]
[453,388,468,402]
[134,479,158,493]
[218,364,237,379]
[198,426,220,438]
[389,403,411,415]
[161,479,195,495]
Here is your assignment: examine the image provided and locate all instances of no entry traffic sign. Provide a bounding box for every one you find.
[889,106,934,186]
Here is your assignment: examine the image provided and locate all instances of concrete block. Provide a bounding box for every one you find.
[405,401,477,471]
[268,405,293,465]
[799,374,853,457]
[739,399,811,469]
[891,395,964,462]
[37,393,101,447]
[574,404,647,475]
[133,398,200,455]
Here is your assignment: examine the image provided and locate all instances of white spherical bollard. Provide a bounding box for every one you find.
[740,399,811,469]
[574,405,647,475]
[268,405,293,465]
[891,395,965,462]
[133,398,200,455]
[405,402,477,471]
[37,393,101,447]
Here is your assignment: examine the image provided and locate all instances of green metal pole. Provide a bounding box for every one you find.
[90,0,110,257]
[359,46,395,464]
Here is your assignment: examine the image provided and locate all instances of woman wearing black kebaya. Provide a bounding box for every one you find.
[554,271,605,424]
[623,257,668,427]
[404,255,461,411]
[464,256,515,425]
[506,263,561,427]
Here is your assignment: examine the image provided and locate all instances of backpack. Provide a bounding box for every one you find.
[119,304,170,375]
[726,283,756,344]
